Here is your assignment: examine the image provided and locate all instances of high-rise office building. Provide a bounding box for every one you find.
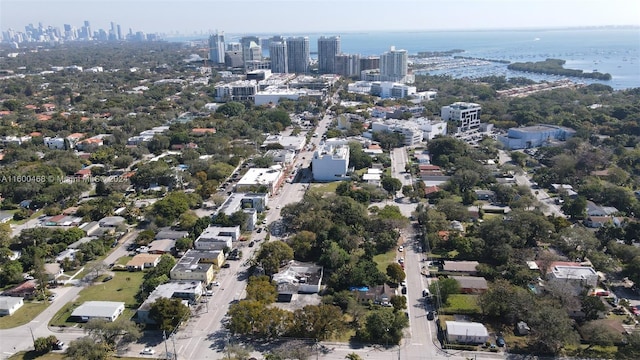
[335,54,361,77]
[117,25,122,41]
[240,36,261,68]
[269,39,288,73]
[317,36,340,74]
[286,36,310,74]
[227,42,241,51]
[208,32,226,64]
[380,46,408,82]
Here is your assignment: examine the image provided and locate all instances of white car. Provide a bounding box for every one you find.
[398,246,404,252]
[212,281,220,287]
[141,348,155,355]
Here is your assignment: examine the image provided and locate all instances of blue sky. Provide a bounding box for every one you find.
[2,0,639,35]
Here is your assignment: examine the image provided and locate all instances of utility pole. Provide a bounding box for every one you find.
[163,331,170,360]
[29,327,35,348]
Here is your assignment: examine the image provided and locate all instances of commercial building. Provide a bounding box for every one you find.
[194,225,240,251]
[224,50,243,68]
[208,32,225,64]
[71,301,125,322]
[272,261,324,302]
[445,321,490,344]
[441,102,482,134]
[370,81,416,99]
[269,39,288,73]
[380,46,408,82]
[235,166,284,194]
[312,144,350,182]
[135,281,204,324]
[254,87,304,105]
[261,134,306,152]
[498,124,576,150]
[240,36,261,69]
[317,36,340,74]
[286,36,310,74]
[170,250,223,284]
[368,118,447,145]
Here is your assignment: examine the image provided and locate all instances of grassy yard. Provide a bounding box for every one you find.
[49,271,144,327]
[311,182,339,194]
[441,294,480,315]
[0,302,49,329]
[373,249,397,274]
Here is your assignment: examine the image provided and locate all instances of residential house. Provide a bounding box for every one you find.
[441,261,479,276]
[98,216,126,228]
[148,239,176,254]
[352,284,396,306]
[586,201,619,217]
[584,216,622,228]
[451,276,488,294]
[155,230,188,241]
[126,254,162,271]
[445,321,490,344]
[1,281,37,299]
[0,296,24,316]
[71,301,125,322]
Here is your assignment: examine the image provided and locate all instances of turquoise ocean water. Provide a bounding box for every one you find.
[173,28,640,89]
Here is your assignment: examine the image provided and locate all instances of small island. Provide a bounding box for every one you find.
[507,58,612,80]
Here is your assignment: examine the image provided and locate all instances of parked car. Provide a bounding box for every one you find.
[398,246,404,252]
[141,348,155,355]
[422,289,430,297]
[401,286,407,295]
[221,263,231,268]
[54,341,65,350]
[248,241,255,247]
[257,228,262,233]
[103,275,113,282]
[427,311,435,320]
[496,337,506,347]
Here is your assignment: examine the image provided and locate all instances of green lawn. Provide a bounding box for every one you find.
[311,182,339,194]
[0,302,49,329]
[441,294,480,315]
[373,249,397,274]
[49,271,145,327]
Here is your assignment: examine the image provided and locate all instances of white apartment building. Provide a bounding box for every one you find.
[214,80,258,102]
[312,144,350,182]
[441,102,482,134]
[380,46,408,82]
[369,118,448,145]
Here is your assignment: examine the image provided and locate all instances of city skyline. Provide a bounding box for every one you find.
[1,0,639,35]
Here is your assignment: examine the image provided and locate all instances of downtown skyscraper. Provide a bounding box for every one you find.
[286,36,309,74]
[269,37,288,73]
[317,36,340,74]
[208,32,226,64]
